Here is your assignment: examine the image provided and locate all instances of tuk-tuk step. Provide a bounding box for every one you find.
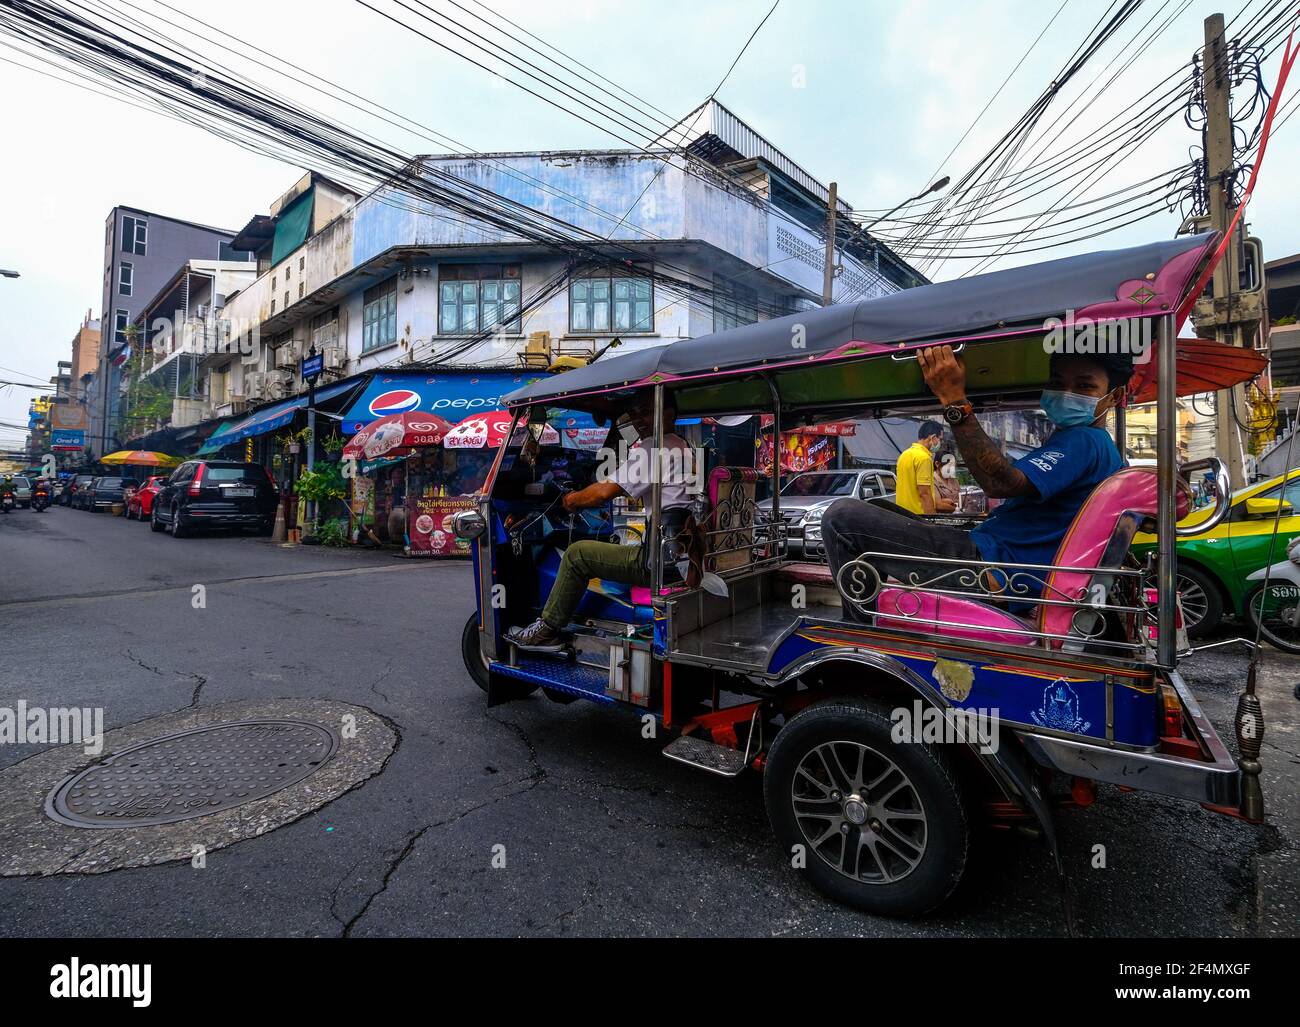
[662,734,752,777]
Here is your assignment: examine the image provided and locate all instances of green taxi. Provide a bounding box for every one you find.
[1133,468,1300,636]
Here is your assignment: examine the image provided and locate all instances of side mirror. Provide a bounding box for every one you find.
[1247,497,1292,517]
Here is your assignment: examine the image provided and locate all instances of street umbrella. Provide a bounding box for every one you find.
[99,450,183,467]
[1127,337,1270,405]
[343,412,454,463]
[443,410,558,449]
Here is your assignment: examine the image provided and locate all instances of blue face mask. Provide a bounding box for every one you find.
[1040,389,1101,428]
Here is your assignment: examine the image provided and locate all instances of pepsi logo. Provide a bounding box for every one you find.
[369,389,421,416]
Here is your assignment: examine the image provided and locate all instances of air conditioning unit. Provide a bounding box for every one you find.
[274,342,299,370]
[265,370,293,399]
[195,304,209,320]
[322,347,345,370]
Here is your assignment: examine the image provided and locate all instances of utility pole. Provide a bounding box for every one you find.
[1198,12,1254,489]
[822,181,838,306]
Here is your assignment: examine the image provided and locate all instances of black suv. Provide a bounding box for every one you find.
[151,460,279,538]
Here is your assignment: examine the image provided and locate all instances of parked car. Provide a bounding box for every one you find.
[125,475,166,520]
[1132,468,1300,637]
[61,474,91,507]
[151,460,278,538]
[74,477,96,509]
[85,476,129,512]
[4,475,32,508]
[756,469,897,558]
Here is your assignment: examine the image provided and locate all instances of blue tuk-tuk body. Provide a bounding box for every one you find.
[456,232,1262,916]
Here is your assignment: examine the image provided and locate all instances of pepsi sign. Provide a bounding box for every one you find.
[369,389,422,417]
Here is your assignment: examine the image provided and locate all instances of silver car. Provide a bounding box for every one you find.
[757,468,897,559]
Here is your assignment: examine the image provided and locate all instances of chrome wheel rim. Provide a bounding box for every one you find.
[1177,573,1209,629]
[791,741,927,885]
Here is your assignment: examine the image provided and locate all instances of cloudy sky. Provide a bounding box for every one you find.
[1,0,1297,444]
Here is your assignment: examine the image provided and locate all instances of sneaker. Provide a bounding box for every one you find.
[505,618,570,653]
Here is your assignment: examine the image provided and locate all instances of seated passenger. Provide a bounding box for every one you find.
[506,395,694,652]
[822,346,1132,620]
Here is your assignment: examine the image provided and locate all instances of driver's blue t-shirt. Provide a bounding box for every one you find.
[971,425,1124,572]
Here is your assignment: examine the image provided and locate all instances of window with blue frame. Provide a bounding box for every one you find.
[362,278,398,353]
[439,263,522,335]
[570,270,652,333]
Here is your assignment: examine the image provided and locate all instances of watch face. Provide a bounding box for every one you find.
[944,406,964,424]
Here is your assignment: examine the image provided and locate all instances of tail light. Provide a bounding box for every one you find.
[263,466,278,491]
[189,462,206,496]
[1159,683,1185,738]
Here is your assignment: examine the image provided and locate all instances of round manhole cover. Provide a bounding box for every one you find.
[44,720,339,828]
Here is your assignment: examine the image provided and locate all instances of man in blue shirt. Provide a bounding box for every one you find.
[822,346,1131,619]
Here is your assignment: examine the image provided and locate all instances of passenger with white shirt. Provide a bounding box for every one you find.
[506,396,695,652]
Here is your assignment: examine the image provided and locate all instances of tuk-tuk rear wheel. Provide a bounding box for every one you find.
[764,697,969,917]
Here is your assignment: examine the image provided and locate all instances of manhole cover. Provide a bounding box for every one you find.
[44,720,339,828]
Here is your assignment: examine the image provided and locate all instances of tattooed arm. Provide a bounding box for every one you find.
[916,346,1038,501]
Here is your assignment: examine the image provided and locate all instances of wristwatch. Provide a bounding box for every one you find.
[943,401,974,425]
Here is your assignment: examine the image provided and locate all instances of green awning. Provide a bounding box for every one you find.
[271,189,314,265]
[197,421,237,455]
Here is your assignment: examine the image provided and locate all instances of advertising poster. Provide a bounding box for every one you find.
[408,496,475,557]
[757,432,836,474]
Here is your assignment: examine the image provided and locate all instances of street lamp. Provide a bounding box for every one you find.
[856,176,950,234]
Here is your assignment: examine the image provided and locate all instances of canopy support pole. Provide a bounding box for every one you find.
[651,384,664,598]
[762,374,782,547]
[1156,313,1178,668]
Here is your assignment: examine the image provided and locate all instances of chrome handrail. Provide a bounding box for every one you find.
[1177,457,1231,537]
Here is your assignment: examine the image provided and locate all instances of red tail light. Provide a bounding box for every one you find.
[264,466,277,490]
[189,462,206,496]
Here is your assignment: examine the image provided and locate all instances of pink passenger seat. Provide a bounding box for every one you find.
[875,467,1182,649]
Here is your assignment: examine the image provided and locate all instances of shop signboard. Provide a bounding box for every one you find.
[408,495,476,557]
[51,429,85,452]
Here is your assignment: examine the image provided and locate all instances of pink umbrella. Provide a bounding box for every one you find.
[443,410,558,449]
[343,412,454,462]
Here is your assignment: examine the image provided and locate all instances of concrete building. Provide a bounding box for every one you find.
[92,205,251,457]
[119,258,257,438]
[69,310,100,386]
[205,105,921,445]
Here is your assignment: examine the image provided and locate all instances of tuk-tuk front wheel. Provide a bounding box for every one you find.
[764,697,969,917]
[462,612,492,692]
[461,611,537,700]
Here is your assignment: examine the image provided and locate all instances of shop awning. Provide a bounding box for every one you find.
[206,379,363,449]
[341,371,546,434]
[196,420,237,455]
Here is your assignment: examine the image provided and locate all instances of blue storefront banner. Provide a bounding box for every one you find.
[341,371,546,434]
[51,430,85,451]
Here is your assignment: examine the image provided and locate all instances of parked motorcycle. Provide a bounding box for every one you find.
[1244,536,1300,655]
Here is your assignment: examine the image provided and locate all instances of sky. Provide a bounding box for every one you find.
[1,0,1297,447]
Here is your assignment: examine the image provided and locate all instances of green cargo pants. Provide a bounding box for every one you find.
[541,540,650,629]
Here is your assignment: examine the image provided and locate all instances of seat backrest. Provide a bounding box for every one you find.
[707,466,759,572]
[1039,466,1187,647]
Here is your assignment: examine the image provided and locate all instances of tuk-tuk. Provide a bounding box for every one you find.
[454,231,1266,916]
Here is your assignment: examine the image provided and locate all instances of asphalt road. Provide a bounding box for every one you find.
[0,504,1296,937]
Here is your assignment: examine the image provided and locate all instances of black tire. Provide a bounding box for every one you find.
[169,504,189,538]
[1177,564,1224,638]
[1243,581,1300,655]
[150,506,165,532]
[764,697,969,917]
[462,612,491,693]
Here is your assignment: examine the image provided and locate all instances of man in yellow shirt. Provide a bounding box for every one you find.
[894,420,953,515]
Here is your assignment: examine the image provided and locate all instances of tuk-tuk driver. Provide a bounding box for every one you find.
[822,345,1132,618]
[506,395,693,652]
